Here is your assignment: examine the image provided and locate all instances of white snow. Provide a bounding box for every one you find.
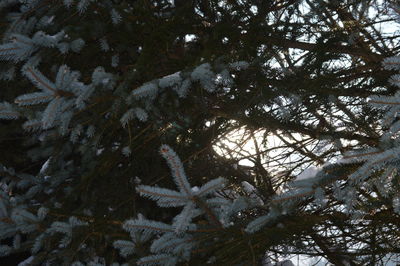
[158,72,181,88]
[295,166,321,180]
[241,181,256,194]
[241,181,264,205]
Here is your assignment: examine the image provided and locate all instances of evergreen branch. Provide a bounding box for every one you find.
[136,254,177,266]
[123,219,174,235]
[125,224,173,233]
[383,56,400,70]
[196,177,226,197]
[42,97,62,129]
[191,196,223,229]
[137,186,187,200]
[0,47,18,52]
[187,227,221,233]
[14,93,53,106]
[156,198,190,207]
[0,111,19,119]
[245,215,270,233]
[130,83,158,99]
[0,102,19,119]
[24,66,57,93]
[151,235,195,254]
[343,150,382,160]
[159,145,192,195]
[173,202,195,233]
[113,240,136,258]
[271,190,315,204]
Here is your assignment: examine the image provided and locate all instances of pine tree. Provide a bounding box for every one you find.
[0,0,400,265]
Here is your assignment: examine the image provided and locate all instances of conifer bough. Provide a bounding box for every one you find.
[0,0,400,265]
